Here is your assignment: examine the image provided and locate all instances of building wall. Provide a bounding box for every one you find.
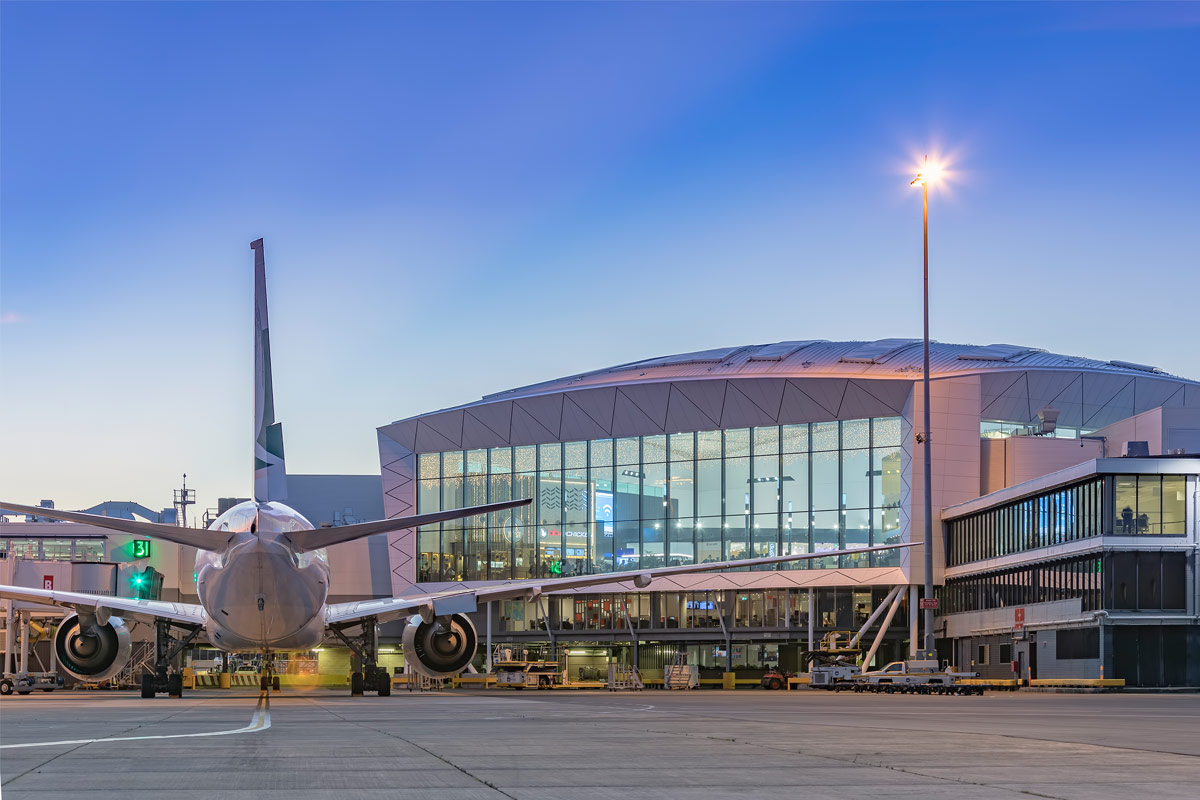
[980,436,1103,494]
[1089,407,1200,457]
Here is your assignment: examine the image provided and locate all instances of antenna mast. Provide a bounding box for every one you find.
[174,473,196,527]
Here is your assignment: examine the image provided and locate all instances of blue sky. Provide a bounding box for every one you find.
[2,2,1198,511]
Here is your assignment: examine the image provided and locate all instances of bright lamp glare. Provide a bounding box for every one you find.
[911,157,945,188]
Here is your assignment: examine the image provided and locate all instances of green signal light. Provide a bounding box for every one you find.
[549,560,562,576]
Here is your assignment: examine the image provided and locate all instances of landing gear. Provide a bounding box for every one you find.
[329,617,391,697]
[140,619,202,698]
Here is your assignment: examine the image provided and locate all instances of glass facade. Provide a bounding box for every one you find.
[0,537,106,561]
[946,475,1189,567]
[415,416,903,582]
[941,554,1104,613]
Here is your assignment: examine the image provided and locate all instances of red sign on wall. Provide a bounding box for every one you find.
[919,598,939,609]
[1014,607,1025,631]
[43,575,54,590]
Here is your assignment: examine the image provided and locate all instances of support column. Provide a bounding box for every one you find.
[19,611,30,674]
[2,601,12,676]
[807,589,815,652]
[485,601,493,673]
[909,585,919,657]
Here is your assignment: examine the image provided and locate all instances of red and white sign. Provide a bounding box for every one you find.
[43,575,54,590]
[919,598,939,610]
[1014,607,1025,631]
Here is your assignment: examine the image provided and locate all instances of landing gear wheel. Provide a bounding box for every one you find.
[272,676,281,691]
[0,679,13,695]
[377,668,391,697]
[260,675,269,691]
[141,673,156,698]
[351,671,364,696]
[168,673,183,698]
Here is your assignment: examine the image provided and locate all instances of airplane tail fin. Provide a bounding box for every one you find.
[252,239,287,503]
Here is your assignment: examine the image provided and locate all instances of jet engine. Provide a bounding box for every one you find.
[54,612,132,682]
[402,613,477,679]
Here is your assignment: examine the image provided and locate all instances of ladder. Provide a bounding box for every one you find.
[607,662,644,691]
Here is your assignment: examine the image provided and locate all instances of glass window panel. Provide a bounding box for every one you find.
[811,510,840,568]
[812,451,839,510]
[725,456,750,518]
[616,437,640,466]
[417,525,440,582]
[463,525,487,581]
[724,512,750,561]
[696,430,723,460]
[643,434,667,464]
[537,522,561,578]
[590,465,615,573]
[1162,476,1186,534]
[465,470,487,508]
[668,518,696,566]
[514,445,537,473]
[614,519,641,570]
[781,423,809,453]
[615,464,642,521]
[752,426,780,455]
[669,431,694,461]
[873,447,902,511]
[751,513,778,558]
[539,443,562,471]
[696,516,723,563]
[442,451,464,478]
[843,509,869,568]
[669,457,695,518]
[512,473,537,526]
[642,518,665,567]
[442,476,464,511]
[489,447,511,474]
[812,421,839,451]
[841,448,870,509]
[418,453,440,480]
[781,451,809,520]
[513,526,537,579]
[842,419,870,450]
[74,540,105,562]
[696,458,723,517]
[564,470,589,526]
[590,439,613,468]
[466,448,487,475]
[642,462,667,522]
[872,416,902,448]
[418,478,441,513]
[1114,475,1137,534]
[782,513,809,570]
[538,470,562,528]
[442,520,464,580]
[1136,476,1162,534]
[752,455,780,516]
[563,441,587,470]
[724,428,750,458]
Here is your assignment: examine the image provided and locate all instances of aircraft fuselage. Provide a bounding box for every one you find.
[195,500,328,651]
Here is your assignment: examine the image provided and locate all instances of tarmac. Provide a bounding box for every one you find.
[2,687,1198,799]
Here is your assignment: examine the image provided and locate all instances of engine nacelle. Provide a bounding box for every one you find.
[54,612,132,683]
[402,613,477,679]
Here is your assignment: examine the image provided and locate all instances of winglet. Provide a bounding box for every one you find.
[252,238,287,503]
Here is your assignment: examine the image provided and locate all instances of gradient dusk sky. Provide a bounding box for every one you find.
[2,2,1198,513]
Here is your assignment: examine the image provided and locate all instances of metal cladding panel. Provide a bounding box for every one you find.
[728,378,785,421]
[720,382,777,428]
[465,401,513,444]
[839,380,901,420]
[1081,373,1135,427]
[1135,377,1187,412]
[422,410,464,449]
[796,378,848,417]
[414,419,461,453]
[462,410,509,450]
[611,387,664,436]
[981,373,1032,422]
[378,420,417,451]
[509,402,558,445]
[672,380,727,425]
[617,382,671,430]
[567,387,617,434]
[779,380,838,423]
[850,379,912,414]
[665,384,721,431]
[1084,377,1136,428]
[560,394,612,441]
[514,394,564,440]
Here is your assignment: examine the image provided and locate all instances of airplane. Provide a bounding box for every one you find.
[0,239,916,698]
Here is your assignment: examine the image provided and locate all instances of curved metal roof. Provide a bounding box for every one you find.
[474,339,1196,406]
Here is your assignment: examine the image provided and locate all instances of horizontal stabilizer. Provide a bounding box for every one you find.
[285,498,532,552]
[0,501,224,551]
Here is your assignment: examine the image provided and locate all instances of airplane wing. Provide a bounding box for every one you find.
[0,500,224,551]
[285,498,532,552]
[0,584,206,626]
[325,541,916,626]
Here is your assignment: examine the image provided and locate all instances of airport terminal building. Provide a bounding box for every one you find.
[378,339,1200,682]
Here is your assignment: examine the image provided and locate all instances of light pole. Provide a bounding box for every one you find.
[911,157,938,658]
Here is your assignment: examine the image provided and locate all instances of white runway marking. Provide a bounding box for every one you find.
[0,692,271,750]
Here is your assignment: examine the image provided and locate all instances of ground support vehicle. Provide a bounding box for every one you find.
[0,671,64,695]
[760,667,794,690]
[809,663,861,689]
[843,659,983,695]
[802,630,864,690]
[492,645,562,689]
